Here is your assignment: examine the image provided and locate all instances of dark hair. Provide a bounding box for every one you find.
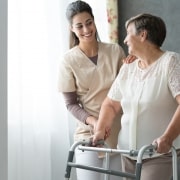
[125,13,166,47]
[66,0,100,48]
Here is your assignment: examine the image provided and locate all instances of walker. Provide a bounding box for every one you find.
[64,139,178,180]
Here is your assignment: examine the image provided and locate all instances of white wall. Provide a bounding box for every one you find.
[0,0,7,179]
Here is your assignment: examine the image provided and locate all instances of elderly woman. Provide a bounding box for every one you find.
[93,13,180,180]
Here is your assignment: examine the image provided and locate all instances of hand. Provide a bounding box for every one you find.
[86,116,97,132]
[123,55,136,64]
[92,130,106,146]
[153,135,172,153]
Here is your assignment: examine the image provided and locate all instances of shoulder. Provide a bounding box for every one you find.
[165,51,180,60]
[98,42,125,56]
[162,51,180,61]
[122,60,137,70]
[60,46,80,66]
[167,51,180,71]
[63,46,79,60]
[162,51,180,67]
[117,60,137,78]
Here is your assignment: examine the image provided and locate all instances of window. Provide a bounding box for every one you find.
[8,0,108,179]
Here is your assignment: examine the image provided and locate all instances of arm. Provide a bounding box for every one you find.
[153,55,180,153]
[92,96,121,145]
[153,95,180,153]
[62,92,97,127]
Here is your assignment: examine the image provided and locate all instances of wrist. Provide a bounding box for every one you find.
[161,133,173,146]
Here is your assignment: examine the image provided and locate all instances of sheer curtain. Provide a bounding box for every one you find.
[8,0,72,180]
[8,0,108,180]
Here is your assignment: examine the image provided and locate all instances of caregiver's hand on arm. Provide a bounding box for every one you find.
[92,96,121,146]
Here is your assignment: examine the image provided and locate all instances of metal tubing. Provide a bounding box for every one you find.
[65,140,92,179]
[134,163,142,180]
[136,144,155,164]
[104,143,110,180]
[136,144,178,180]
[171,146,178,180]
[65,140,178,180]
[78,146,139,156]
[67,162,136,179]
[64,151,74,178]
[104,151,110,180]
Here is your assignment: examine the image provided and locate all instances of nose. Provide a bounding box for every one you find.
[123,36,127,45]
[83,25,90,32]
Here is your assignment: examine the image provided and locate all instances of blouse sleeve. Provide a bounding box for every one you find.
[168,53,180,98]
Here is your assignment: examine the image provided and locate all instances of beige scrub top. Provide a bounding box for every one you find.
[58,42,126,150]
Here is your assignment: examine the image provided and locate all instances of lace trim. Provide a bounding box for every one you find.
[168,53,180,97]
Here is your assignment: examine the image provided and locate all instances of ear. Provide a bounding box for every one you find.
[70,25,74,32]
[140,30,148,41]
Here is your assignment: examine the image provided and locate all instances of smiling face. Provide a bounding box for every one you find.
[71,12,97,44]
[124,22,146,56]
[124,23,138,55]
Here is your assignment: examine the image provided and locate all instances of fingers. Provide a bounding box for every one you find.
[92,132,103,146]
[152,141,158,150]
[152,137,172,153]
[123,55,137,64]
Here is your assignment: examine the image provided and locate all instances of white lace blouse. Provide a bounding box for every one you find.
[108,51,180,152]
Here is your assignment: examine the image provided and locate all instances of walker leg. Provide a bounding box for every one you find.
[104,152,110,180]
[64,151,74,179]
[134,163,142,180]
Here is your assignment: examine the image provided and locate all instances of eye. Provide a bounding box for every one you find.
[75,25,83,29]
[86,20,93,26]
[126,30,129,35]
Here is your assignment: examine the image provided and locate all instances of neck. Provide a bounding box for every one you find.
[138,48,164,69]
[79,41,98,57]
